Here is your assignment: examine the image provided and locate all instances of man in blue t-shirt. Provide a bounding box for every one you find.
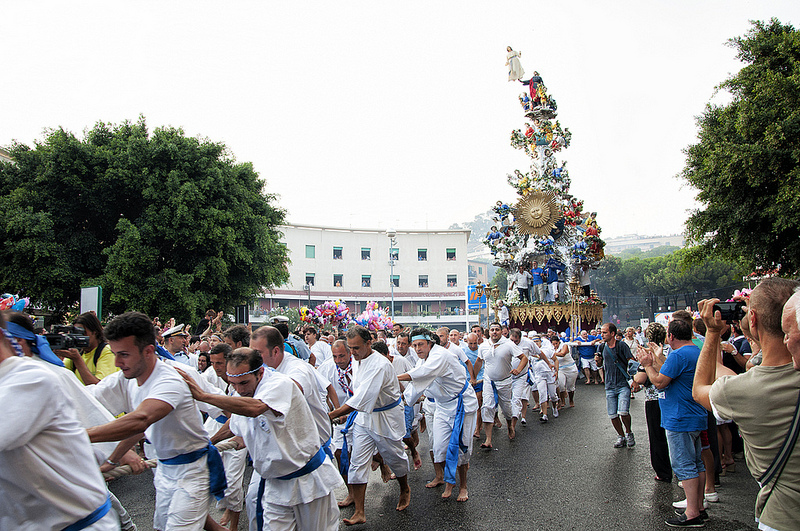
[543,258,565,302]
[638,313,709,527]
[575,329,602,384]
[530,260,546,302]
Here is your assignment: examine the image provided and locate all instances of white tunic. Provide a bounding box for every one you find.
[478,336,523,382]
[229,370,343,506]
[392,346,419,366]
[275,354,333,446]
[346,351,406,440]
[318,357,356,408]
[310,340,333,368]
[0,357,117,531]
[404,345,478,418]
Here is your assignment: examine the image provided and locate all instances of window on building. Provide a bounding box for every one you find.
[305,273,315,286]
[333,274,343,287]
[361,275,371,288]
[446,248,456,261]
[418,249,427,261]
[393,303,403,315]
[418,303,431,313]
[390,248,399,261]
[333,246,342,260]
[418,275,428,288]
[361,247,371,260]
[447,274,457,287]
[391,275,400,288]
[305,245,315,259]
[478,266,483,274]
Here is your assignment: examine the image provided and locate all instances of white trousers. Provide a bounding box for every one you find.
[511,375,531,419]
[348,423,409,484]
[153,456,211,531]
[481,377,513,423]
[432,409,478,467]
[217,447,247,512]
[558,365,579,393]
[536,380,558,405]
[245,473,340,531]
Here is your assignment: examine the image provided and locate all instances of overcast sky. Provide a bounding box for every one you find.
[3,1,798,239]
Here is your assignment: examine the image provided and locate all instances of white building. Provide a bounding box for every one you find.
[252,224,479,330]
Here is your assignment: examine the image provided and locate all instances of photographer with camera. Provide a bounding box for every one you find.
[59,311,118,385]
[692,278,800,531]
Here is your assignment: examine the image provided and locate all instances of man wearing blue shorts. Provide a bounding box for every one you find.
[639,314,709,527]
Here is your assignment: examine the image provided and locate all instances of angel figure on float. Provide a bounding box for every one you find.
[506,47,525,81]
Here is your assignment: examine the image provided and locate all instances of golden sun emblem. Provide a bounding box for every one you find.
[515,190,562,237]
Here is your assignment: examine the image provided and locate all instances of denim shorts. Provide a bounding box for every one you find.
[665,430,704,480]
[605,386,631,418]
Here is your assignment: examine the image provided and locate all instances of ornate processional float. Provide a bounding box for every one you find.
[484,48,607,336]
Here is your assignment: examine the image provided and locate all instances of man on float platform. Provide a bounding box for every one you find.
[86,312,227,531]
[0,314,120,531]
[180,347,343,531]
[327,325,411,526]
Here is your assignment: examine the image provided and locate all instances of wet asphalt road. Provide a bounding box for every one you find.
[109,381,760,530]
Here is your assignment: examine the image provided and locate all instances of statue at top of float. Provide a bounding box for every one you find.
[483,47,606,305]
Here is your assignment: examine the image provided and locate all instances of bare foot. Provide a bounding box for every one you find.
[457,487,469,502]
[426,478,445,488]
[494,419,502,428]
[380,463,392,483]
[220,510,231,526]
[344,513,366,526]
[508,425,516,440]
[570,403,575,408]
[413,454,422,470]
[396,487,411,511]
[442,483,454,498]
[371,460,380,472]
[338,496,354,508]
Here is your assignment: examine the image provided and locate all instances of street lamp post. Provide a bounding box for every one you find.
[303,283,311,307]
[475,281,484,329]
[387,229,397,322]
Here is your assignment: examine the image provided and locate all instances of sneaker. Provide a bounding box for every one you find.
[539,414,548,422]
[613,436,627,448]
[704,492,719,503]
[551,403,559,418]
[626,432,636,447]
[673,499,709,509]
[665,513,705,527]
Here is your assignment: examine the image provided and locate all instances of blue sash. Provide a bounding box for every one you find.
[215,414,228,425]
[159,441,227,500]
[256,474,267,531]
[339,411,358,476]
[444,367,471,485]
[404,404,415,439]
[322,437,334,461]
[61,494,111,531]
[374,397,401,411]
[491,380,500,406]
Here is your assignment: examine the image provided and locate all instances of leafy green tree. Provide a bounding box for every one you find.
[490,267,508,293]
[681,19,800,274]
[0,117,289,322]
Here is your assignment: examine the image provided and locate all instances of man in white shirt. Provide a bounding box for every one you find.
[87,312,226,531]
[318,339,357,507]
[509,328,539,425]
[509,264,533,303]
[495,300,510,326]
[306,327,333,368]
[473,322,526,448]
[327,326,411,526]
[181,347,343,531]
[0,316,120,531]
[393,332,419,366]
